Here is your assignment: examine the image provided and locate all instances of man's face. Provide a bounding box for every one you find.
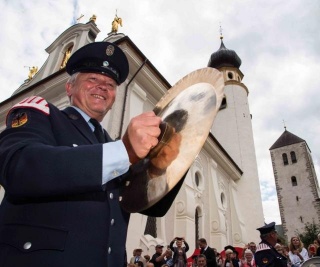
[269,230,278,245]
[156,247,163,254]
[198,241,205,249]
[249,243,256,253]
[66,73,117,121]
[197,257,207,267]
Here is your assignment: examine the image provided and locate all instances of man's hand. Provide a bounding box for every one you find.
[148,131,181,177]
[150,132,181,169]
[122,111,161,164]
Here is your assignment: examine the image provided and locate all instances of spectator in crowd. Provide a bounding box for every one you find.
[197,254,208,267]
[254,222,287,267]
[169,237,189,267]
[214,248,223,267]
[288,236,309,267]
[240,249,256,267]
[130,248,147,266]
[274,243,290,262]
[147,263,155,267]
[151,245,168,267]
[315,234,320,256]
[223,249,235,267]
[307,244,317,258]
[198,238,217,267]
[145,255,151,262]
[248,242,257,254]
[224,246,239,267]
[165,248,174,266]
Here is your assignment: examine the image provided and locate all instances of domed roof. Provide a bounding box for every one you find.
[208,37,242,69]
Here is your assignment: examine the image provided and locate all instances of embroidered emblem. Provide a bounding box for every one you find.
[262,258,269,264]
[106,45,114,56]
[11,112,28,128]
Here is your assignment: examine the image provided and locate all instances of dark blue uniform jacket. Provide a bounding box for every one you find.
[0,101,183,267]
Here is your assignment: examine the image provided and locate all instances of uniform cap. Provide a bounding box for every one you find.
[156,245,164,248]
[256,222,276,235]
[66,42,129,85]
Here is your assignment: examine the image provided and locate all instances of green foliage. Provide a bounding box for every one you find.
[295,220,320,248]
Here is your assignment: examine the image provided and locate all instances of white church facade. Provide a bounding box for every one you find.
[0,17,265,257]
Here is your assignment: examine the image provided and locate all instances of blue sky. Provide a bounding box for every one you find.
[0,0,319,225]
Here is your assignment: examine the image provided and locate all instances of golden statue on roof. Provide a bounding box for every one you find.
[111,12,122,33]
[60,46,73,69]
[89,14,97,23]
[28,66,38,80]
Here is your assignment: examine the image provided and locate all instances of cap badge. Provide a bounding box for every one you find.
[106,45,115,56]
[103,61,109,67]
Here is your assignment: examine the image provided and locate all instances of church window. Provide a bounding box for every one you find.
[195,209,199,247]
[144,216,157,237]
[227,72,233,80]
[195,172,200,187]
[221,192,226,209]
[291,176,297,186]
[282,153,288,165]
[219,95,227,110]
[290,151,297,163]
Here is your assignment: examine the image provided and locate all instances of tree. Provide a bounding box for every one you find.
[295,220,320,247]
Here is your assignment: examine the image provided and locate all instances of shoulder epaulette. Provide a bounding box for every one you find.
[256,243,271,252]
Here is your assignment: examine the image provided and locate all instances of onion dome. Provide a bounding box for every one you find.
[208,36,242,69]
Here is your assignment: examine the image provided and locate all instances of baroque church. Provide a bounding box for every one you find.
[270,129,320,240]
[0,16,265,256]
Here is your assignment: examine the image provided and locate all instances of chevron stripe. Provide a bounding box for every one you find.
[256,243,271,252]
[10,96,50,115]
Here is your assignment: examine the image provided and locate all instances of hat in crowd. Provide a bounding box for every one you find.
[66,42,129,85]
[224,245,238,256]
[256,222,276,235]
[135,248,143,252]
[224,245,236,252]
[225,249,234,255]
[156,245,164,248]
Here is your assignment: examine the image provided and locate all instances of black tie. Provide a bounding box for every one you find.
[90,118,105,143]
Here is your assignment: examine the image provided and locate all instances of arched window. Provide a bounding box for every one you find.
[291,176,297,186]
[195,172,200,187]
[291,151,297,163]
[282,153,288,165]
[195,209,199,248]
[144,216,157,237]
[219,95,227,110]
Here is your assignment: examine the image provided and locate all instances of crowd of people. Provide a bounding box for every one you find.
[127,223,320,267]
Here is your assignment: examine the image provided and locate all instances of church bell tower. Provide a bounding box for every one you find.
[209,35,265,236]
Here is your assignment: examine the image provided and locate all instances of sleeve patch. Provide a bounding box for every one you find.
[11,112,28,128]
[6,96,50,124]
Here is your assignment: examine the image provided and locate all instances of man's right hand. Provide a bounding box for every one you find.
[122,111,161,164]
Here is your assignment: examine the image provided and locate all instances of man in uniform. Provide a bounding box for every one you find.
[255,222,287,267]
[0,42,182,266]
